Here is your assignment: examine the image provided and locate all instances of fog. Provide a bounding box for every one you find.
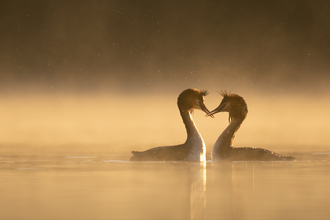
[0,93,329,158]
[1,0,330,155]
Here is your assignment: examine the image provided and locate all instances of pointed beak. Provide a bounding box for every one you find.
[200,102,214,118]
[206,103,227,117]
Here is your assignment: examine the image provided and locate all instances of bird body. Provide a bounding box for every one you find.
[130,88,211,162]
[208,92,295,161]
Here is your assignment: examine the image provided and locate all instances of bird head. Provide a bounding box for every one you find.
[206,91,248,122]
[177,88,213,117]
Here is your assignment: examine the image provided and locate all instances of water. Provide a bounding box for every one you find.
[1,146,330,220]
[1,95,329,219]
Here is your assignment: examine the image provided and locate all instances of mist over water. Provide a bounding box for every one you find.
[0,92,329,156]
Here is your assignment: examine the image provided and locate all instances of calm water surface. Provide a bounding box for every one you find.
[1,146,329,220]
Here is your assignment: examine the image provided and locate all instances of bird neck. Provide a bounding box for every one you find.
[180,109,201,140]
[177,102,206,161]
[180,109,206,162]
[212,117,244,159]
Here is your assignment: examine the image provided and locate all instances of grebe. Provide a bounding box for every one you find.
[129,88,212,161]
[207,92,295,161]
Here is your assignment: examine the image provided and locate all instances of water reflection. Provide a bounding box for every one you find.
[190,162,206,220]
[1,151,330,220]
[230,163,246,219]
[229,162,258,220]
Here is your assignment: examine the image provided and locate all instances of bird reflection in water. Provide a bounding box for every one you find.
[190,161,207,220]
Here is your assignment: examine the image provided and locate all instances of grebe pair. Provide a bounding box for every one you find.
[129,88,294,161]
